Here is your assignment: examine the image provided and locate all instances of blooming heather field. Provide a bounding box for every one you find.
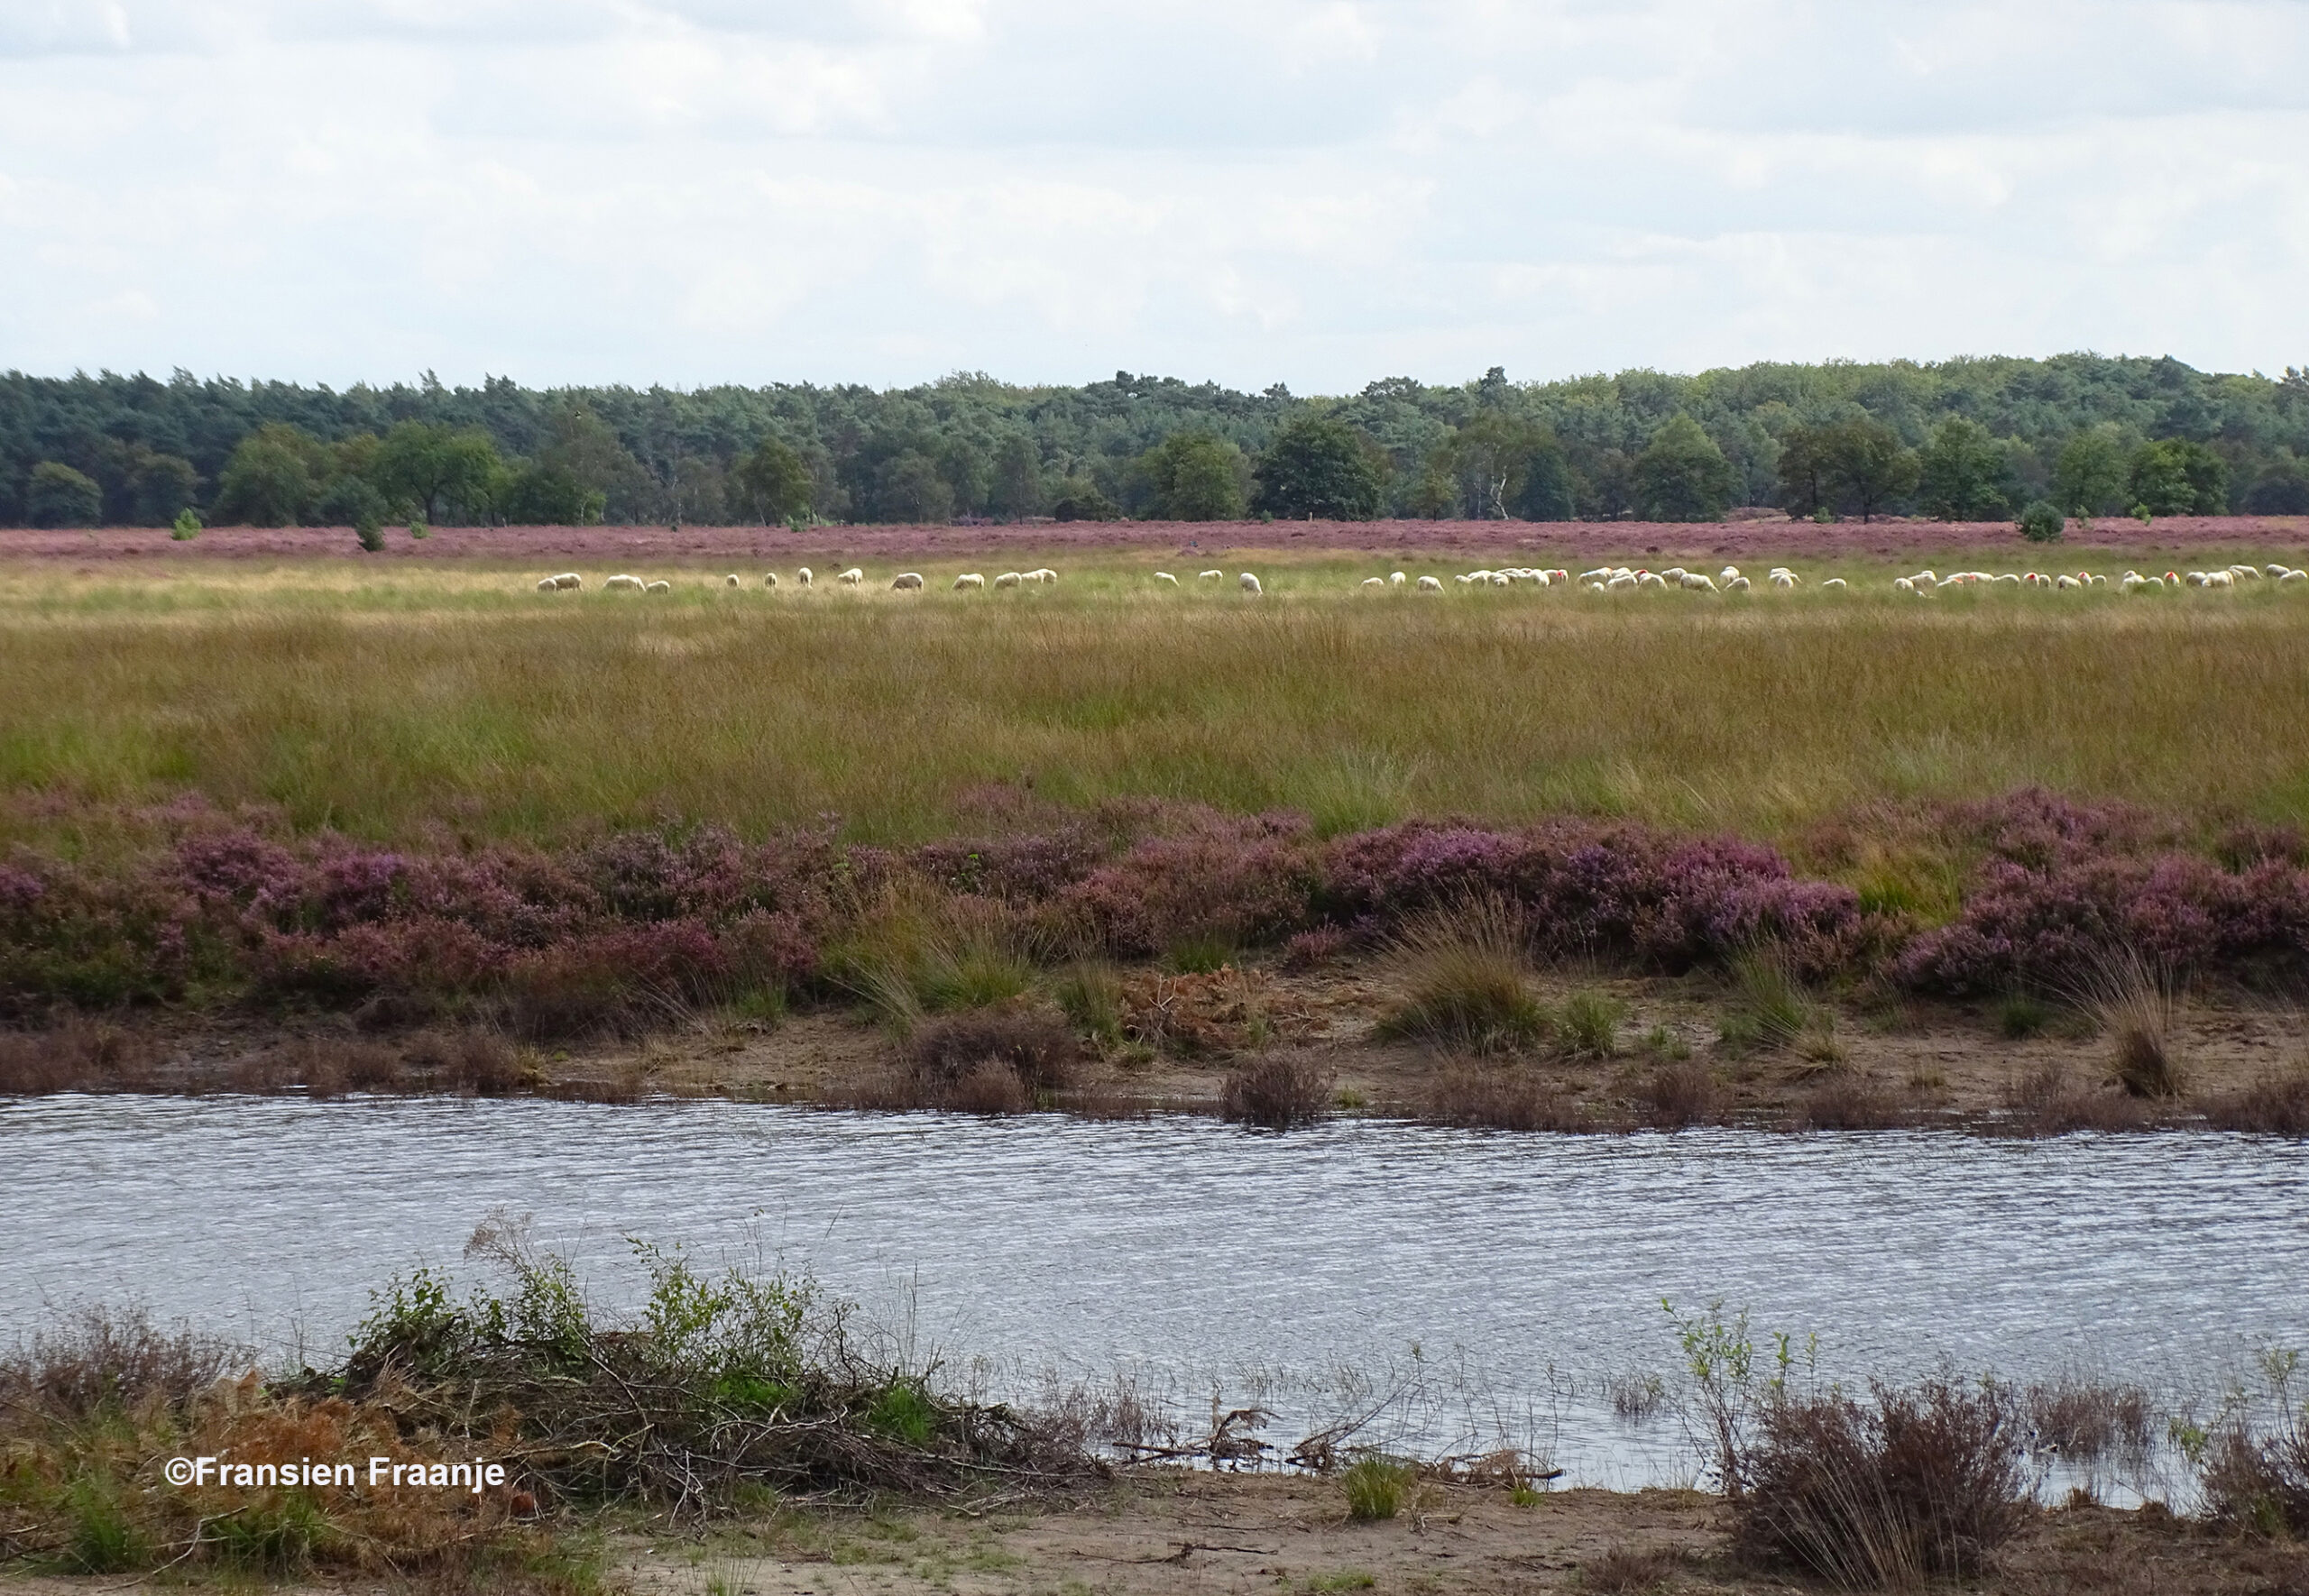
[7,512,2308,564]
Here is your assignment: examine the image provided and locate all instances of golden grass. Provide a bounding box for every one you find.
[5,550,2309,852]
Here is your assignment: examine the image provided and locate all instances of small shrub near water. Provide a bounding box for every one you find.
[1996,991,2055,1040]
[1220,1052,1330,1130]
[1558,988,1627,1059]
[1732,1379,2031,1587]
[1717,947,1826,1055]
[1640,1060,1723,1130]
[1423,1065,1581,1133]
[1342,1456,1417,1521]
[1582,1545,1679,1592]
[2204,1063,2309,1134]
[1051,961,1124,1044]
[2076,948,2185,1098]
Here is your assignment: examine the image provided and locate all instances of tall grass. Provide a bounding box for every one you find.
[7,557,2309,853]
[1374,893,1550,1054]
[2074,947,2186,1099]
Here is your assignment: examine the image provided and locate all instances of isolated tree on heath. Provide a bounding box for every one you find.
[731,436,814,526]
[26,462,103,527]
[1631,416,1736,521]
[1252,414,1387,519]
[1916,417,2019,520]
[1137,432,1247,520]
[2129,438,2229,516]
[373,421,505,524]
[2052,426,2130,516]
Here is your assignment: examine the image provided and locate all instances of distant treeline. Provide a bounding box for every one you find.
[5,355,2308,531]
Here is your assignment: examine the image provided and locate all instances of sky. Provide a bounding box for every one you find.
[2,0,2306,394]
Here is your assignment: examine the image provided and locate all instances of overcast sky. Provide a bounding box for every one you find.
[3,0,2305,392]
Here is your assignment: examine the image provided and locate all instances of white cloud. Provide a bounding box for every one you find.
[0,0,2304,389]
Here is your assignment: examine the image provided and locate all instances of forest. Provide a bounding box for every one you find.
[4,353,2307,530]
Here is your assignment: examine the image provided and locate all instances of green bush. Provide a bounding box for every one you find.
[1558,989,1628,1059]
[354,511,385,553]
[2017,500,2064,543]
[170,508,202,541]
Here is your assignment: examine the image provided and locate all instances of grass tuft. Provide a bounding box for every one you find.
[1342,1456,1417,1522]
[1375,893,1550,1055]
[1558,989,1628,1059]
[2075,947,2185,1098]
[1219,1053,1331,1131]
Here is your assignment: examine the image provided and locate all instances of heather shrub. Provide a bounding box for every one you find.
[1054,815,1319,959]
[1640,1060,1723,1130]
[2000,1061,2148,1134]
[1732,1379,2031,1586]
[1423,1066,1581,1132]
[1798,1074,1905,1132]
[909,1010,1075,1096]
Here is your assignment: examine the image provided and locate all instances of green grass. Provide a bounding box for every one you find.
[6,548,2309,856]
[1375,894,1552,1054]
[1343,1456,1418,1522]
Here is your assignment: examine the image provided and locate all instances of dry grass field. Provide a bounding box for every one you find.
[3,543,2308,856]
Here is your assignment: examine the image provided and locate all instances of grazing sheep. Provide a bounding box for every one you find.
[2231,564,2262,580]
[723,573,741,588]
[604,573,644,591]
[892,572,924,591]
[1578,568,1612,582]
[2056,574,2081,590]
[2087,573,2109,586]
[1892,577,1917,593]
[954,573,986,590]
[1680,572,1718,592]
[1819,577,1847,591]
[1389,572,1407,586]
[1199,570,1223,581]
[763,572,779,588]
[1238,573,1262,594]
[797,567,813,586]
[994,572,1023,588]
[1720,565,1740,582]
[1992,573,2022,585]
[1361,577,1384,589]
[535,576,558,592]
[1417,575,1443,592]
[838,567,864,585]
[2268,564,2293,579]
[643,580,671,593]
[1638,572,1668,589]
[1661,567,1688,582]
[1155,572,1180,586]
[1027,567,1058,583]
[1490,572,1512,586]
[2207,570,2235,588]
[550,573,583,590]
[1606,573,1638,591]
[1770,573,1795,590]
[1725,574,1752,592]
[2282,569,2308,583]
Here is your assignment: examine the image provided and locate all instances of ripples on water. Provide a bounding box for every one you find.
[6,1095,2304,1488]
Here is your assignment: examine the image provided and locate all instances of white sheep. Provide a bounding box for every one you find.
[1490,572,1512,586]
[604,573,644,591]
[2087,573,2109,586]
[1680,572,1718,592]
[1725,574,1752,592]
[535,576,558,592]
[1578,568,1612,582]
[1639,572,1668,589]
[723,574,741,588]
[1155,572,1180,586]
[1027,567,1058,583]
[1199,570,1223,582]
[2231,564,2262,580]
[1992,573,2021,586]
[797,567,813,586]
[2056,574,2081,590]
[1819,577,1848,591]
[1606,572,1638,591]
[2207,570,2235,588]
[1892,576,1917,593]
[953,573,986,590]
[2282,570,2308,583]
[892,572,924,591]
[763,572,779,589]
[643,580,671,593]
[1239,573,1263,595]
[1661,567,1688,582]
[550,573,582,591]
[1769,573,1795,590]
[1389,572,1407,586]
[838,567,864,585]
[1417,575,1443,592]
[1361,576,1384,589]
[994,572,1023,588]
[1720,565,1740,582]
[2268,564,2294,579]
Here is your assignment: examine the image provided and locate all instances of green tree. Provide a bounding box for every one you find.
[313,473,390,529]
[2243,456,2309,515]
[1448,414,1554,519]
[730,436,814,526]
[2052,426,2130,516]
[26,461,102,527]
[987,435,1044,520]
[501,465,606,525]
[1512,438,1577,520]
[532,403,654,522]
[1252,414,1386,519]
[2129,438,2229,515]
[1136,432,1248,520]
[126,450,202,527]
[372,420,507,524]
[875,451,953,523]
[1819,418,1919,522]
[1631,416,1736,521]
[1774,425,1835,518]
[1916,417,2019,520]
[1049,475,1121,521]
[211,423,331,526]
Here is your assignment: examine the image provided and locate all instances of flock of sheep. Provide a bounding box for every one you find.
[534,558,2309,600]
